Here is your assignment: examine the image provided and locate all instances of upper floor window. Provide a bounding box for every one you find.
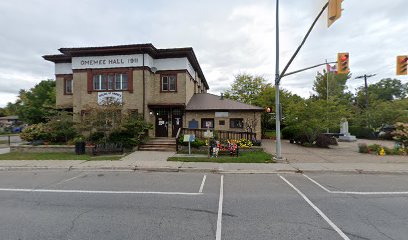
[64,77,73,95]
[161,75,177,92]
[93,73,128,91]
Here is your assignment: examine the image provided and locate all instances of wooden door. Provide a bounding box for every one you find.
[155,115,168,137]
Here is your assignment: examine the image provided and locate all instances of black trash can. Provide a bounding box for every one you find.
[75,142,86,155]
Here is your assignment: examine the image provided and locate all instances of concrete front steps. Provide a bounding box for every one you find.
[138,138,176,152]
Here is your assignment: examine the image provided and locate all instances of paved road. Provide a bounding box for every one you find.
[0,170,407,239]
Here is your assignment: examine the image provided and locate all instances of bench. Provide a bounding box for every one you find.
[92,143,124,155]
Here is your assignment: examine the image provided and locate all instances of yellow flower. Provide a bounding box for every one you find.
[379,148,385,156]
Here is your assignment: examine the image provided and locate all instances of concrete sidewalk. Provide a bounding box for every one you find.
[0,138,407,173]
[263,139,408,163]
[0,149,407,174]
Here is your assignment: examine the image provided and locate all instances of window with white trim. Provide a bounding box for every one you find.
[65,78,73,94]
[93,73,128,91]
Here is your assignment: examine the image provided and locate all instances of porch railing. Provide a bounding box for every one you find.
[180,128,256,141]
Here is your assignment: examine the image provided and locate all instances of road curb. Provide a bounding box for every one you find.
[0,166,408,174]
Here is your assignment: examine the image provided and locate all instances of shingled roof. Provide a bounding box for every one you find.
[186,93,263,111]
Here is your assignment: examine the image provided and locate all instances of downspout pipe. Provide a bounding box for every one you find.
[142,53,145,118]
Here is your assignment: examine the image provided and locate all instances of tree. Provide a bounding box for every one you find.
[254,84,303,134]
[224,73,267,104]
[284,98,351,144]
[352,98,408,130]
[45,111,77,143]
[13,80,56,124]
[77,102,152,148]
[3,101,21,116]
[355,78,407,108]
[312,71,351,101]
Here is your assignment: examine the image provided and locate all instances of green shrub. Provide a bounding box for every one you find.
[316,134,331,148]
[383,147,394,155]
[393,122,408,149]
[21,111,77,144]
[252,140,262,146]
[20,123,50,142]
[349,126,376,139]
[282,126,299,140]
[178,135,186,146]
[105,117,151,148]
[368,144,382,154]
[45,112,77,143]
[358,143,369,153]
[191,138,206,148]
[88,132,106,143]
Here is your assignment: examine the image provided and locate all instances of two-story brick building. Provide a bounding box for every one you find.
[43,43,262,139]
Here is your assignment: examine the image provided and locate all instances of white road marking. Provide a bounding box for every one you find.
[199,174,207,193]
[303,174,333,192]
[52,174,83,186]
[304,174,408,195]
[279,175,350,240]
[216,175,224,240]
[0,188,203,196]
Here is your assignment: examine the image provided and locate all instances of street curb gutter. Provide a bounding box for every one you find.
[1,166,408,174]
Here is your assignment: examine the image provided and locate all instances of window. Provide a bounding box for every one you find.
[230,118,244,128]
[108,75,114,90]
[201,118,214,129]
[93,73,128,91]
[64,78,73,95]
[161,75,177,92]
[115,73,128,90]
[219,120,225,126]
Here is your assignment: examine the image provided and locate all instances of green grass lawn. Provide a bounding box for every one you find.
[168,151,274,163]
[0,152,123,161]
[264,130,276,138]
[0,133,19,136]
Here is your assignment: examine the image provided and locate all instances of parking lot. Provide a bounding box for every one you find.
[0,170,407,239]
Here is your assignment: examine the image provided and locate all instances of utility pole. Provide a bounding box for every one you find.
[326,59,329,133]
[355,74,376,108]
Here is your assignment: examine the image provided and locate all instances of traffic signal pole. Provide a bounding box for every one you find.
[274,1,329,160]
[275,0,282,160]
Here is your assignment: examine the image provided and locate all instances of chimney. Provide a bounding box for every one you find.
[220,93,224,100]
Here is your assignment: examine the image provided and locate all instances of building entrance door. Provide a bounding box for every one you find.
[172,115,183,137]
[155,115,168,137]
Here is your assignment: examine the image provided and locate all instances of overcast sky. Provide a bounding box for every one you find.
[0,0,407,107]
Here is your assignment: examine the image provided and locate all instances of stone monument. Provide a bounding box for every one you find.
[339,118,356,142]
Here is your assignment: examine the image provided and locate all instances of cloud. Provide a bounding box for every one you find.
[0,0,407,108]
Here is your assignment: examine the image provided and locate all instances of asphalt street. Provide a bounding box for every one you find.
[0,170,407,240]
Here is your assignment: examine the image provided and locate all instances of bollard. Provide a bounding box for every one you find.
[8,135,11,146]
